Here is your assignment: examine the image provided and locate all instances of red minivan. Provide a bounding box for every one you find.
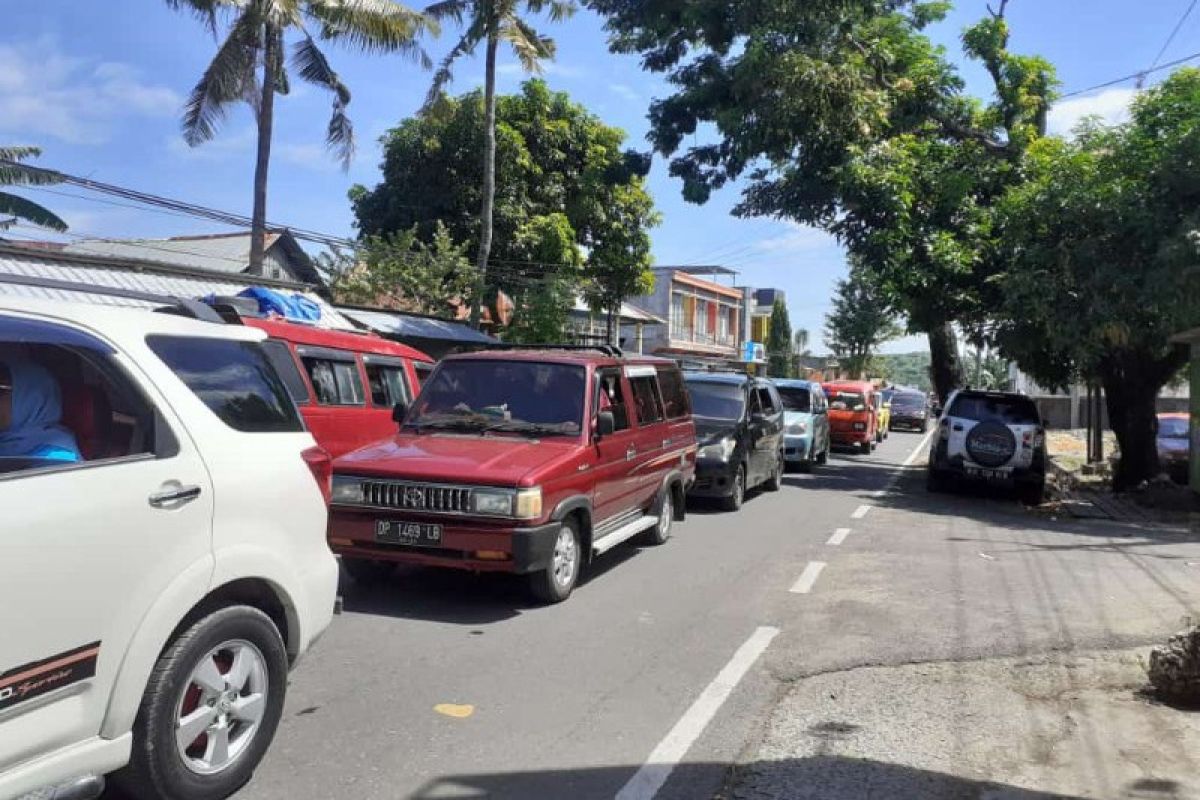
[326,348,696,603]
[240,317,435,458]
[823,380,878,454]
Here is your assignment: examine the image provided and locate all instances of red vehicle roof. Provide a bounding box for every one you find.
[823,380,875,392]
[442,348,677,367]
[242,317,433,362]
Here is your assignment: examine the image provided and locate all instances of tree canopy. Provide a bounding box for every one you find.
[350,79,659,324]
[824,267,902,378]
[0,146,67,233]
[766,298,794,378]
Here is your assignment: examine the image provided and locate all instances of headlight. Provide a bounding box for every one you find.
[699,436,737,460]
[331,476,364,504]
[471,487,543,519]
[787,421,808,434]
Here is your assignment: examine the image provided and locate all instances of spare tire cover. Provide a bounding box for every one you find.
[965,421,1016,467]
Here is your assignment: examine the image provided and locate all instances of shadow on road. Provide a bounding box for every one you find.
[404,758,1100,800]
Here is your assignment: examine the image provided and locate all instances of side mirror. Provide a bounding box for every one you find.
[392,401,409,426]
[595,410,615,438]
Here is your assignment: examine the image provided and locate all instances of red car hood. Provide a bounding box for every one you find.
[334,432,581,486]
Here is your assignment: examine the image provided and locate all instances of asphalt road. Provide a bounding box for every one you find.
[210,431,932,800]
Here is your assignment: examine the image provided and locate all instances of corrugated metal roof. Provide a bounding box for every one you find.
[0,244,353,329]
[571,297,666,325]
[61,232,275,276]
[340,308,497,344]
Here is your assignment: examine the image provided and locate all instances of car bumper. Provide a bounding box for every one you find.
[328,510,561,575]
[930,452,1042,483]
[783,434,813,462]
[831,430,871,445]
[891,415,927,429]
[688,459,737,498]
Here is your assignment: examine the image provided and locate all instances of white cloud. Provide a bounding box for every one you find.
[1047,87,1135,137]
[166,127,256,161]
[609,83,640,101]
[0,38,181,144]
[497,60,586,79]
[750,222,840,256]
[278,142,340,172]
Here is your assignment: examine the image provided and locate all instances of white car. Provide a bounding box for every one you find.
[0,296,338,800]
[926,388,1047,504]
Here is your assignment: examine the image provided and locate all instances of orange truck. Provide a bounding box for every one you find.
[822,380,879,454]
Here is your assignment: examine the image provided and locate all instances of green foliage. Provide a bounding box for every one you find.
[351,79,660,313]
[873,352,931,392]
[322,221,476,315]
[0,146,67,232]
[824,267,903,378]
[766,298,794,378]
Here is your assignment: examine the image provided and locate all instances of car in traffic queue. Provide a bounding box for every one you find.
[325,348,696,604]
[872,390,891,444]
[0,294,338,800]
[204,299,435,459]
[772,378,831,472]
[927,388,1047,504]
[887,388,931,432]
[822,380,879,454]
[683,372,785,510]
[1156,412,1191,483]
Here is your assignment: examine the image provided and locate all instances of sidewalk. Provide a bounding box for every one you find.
[724,648,1200,800]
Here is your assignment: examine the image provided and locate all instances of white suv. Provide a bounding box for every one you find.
[926,389,1047,504]
[0,297,338,800]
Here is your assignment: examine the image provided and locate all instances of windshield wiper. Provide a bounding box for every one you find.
[482,420,579,437]
[409,416,493,433]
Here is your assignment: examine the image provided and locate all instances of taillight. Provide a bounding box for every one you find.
[302,446,333,505]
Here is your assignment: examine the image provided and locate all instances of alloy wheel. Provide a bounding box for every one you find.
[175,639,268,776]
[552,525,578,588]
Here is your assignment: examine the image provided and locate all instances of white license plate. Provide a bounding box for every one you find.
[966,466,1011,481]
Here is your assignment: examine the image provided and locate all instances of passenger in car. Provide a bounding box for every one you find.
[0,359,82,462]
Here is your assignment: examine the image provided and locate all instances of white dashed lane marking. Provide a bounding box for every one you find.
[851,505,871,520]
[826,528,851,546]
[789,561,827,594]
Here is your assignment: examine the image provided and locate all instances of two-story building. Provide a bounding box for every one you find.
[625,266,746,363]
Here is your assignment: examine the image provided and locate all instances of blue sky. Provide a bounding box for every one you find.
[2,1,1195,352]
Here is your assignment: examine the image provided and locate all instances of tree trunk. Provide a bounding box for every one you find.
[470,31,500,330]
[1099,349,1186,491]
[249,24,279,277]
[927,322,964,401]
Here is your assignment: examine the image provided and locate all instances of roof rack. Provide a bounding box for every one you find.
[0,273,225,324]
[488,343,625,358]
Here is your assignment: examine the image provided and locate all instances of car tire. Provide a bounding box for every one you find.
[816,442,829,465]
[764,453,783,491]
[643,485,676,546]
[112,606,288,800]
[341,557,394,585]
[860,440,872,455]
[528,519,582,604]
[722,464,746,512]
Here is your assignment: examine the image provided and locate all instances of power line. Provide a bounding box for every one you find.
[1150,0,1199,71]
[1059,49,1200,99]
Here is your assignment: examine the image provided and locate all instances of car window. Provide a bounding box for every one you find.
[148,336,304,433]
[630,375,665,426]
[597,369,631,432]
[777,386,811,413]
[1159,417,1190,439]
[749,387,763,416]
[260,340,310,404]
[948,394,1039,425]
[656,368,691,420]
[826,389,867,412]
[366,363,410,408]
[755,387,776,414]
[892,393,926,412]
[302,357,365,406]
[414,361,434,385]
[409,360,585,435]
[1,323,166,476]
[685,380,746,421]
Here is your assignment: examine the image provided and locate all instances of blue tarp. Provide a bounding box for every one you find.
[237,287,322,322]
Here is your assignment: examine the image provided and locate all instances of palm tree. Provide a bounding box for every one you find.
[0,147,67,233]
[423,0,575,327]
[793,328,811,356]
[169,0,435,274]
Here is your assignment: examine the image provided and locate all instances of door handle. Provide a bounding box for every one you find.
[149,485,202,508]
[662,439,671,449]
[626,446,637,461]
[952,424,964,432]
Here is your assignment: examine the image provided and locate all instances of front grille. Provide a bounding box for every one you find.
[362,481,471,513]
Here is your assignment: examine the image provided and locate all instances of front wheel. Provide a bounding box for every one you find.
[722,464,746,512]
[528,519,582,604]
[764,453,783,491]
[860,439,873,455]
[113,606,288,800]
[816,441,829,465]
[643,486,676,546]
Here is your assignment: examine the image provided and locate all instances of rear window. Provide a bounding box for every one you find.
[777,387,810,413]
[826,389,867,412]
[656,368,691,420]
[148,336,303,433]
[260,340,310,404]
[892,393,926,411]
[948,394,1039,425]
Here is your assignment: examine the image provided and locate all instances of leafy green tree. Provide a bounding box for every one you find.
[0,147,66,232]
[504,211,581,342]
[824,269,902,378]
[586,0,1054,400]
[766,298,794,378]
[168,0,433,274]
[322,221,475,315]
[991,69,1200,489]
[793,328,810,357]
[352,80,659,330]
[423,0,576,327]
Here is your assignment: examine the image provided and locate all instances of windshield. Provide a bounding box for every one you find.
[1159,417,1190,439]
[686,381,746,421]
[948,394,1039,425]
[892,393,926,412]
[826,390,867,412]
[776,387,811,413]
[407,361,585,436]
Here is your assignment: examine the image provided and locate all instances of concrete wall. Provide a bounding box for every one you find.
[1033,395,1190,430]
